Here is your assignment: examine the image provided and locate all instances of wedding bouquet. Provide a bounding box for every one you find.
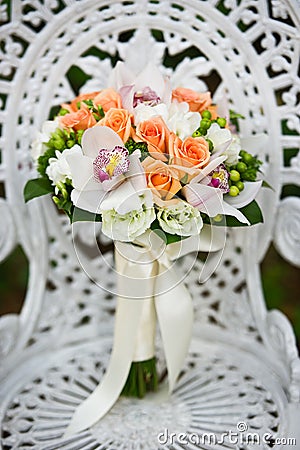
[24,62,265,435]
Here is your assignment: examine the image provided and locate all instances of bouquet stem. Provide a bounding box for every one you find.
[121,358,158,398]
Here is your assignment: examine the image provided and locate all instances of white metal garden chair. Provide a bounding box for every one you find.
[0,0,300,449]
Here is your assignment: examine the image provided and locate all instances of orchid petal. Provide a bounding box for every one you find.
[222,202,249,224]
[183,184,224,217]
[81,126,124,159]
[71,188,106,214]
[183,183,250,224]
[100,181,144,215]
[135,63,165,98]
[119,85,135,113]
[225,181,262,209]
[109,61,135,90]
[66,153,99,191]
[162,76,172,106]
[126,150,147,191]
[190,156,227,183]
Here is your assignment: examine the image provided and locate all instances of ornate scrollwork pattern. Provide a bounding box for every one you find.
[0,3,299,445]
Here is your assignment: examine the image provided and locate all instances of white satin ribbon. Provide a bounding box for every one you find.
[64,225,225,437]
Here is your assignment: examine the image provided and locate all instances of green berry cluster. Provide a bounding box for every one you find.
[192,110,227,144]
[227,150,262,197]
[125,138,149,157]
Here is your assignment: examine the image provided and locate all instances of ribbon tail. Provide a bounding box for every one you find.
[64,297,145,437]
[154,265,193,392]
[64,243,156,437]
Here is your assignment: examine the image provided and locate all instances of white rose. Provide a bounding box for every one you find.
[46,145,82,186]
[31,118,61,161]
[206,122,232,154]
[101,191,155,242]
[166,101,200,140]
[157,201,203,237]
[134,103,169,125]
[223,134,241,165]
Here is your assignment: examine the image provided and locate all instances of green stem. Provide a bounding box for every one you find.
[121,357,158,398]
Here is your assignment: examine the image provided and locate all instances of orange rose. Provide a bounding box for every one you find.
[172,87,212,113]
[59,106,97,131]
[93,88,122,112]
[99,108,132,142]
[142,157,182,203]
[170,136,210,170]
[135,117,170,157]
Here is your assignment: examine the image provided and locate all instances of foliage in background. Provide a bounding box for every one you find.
[0,244,299,350]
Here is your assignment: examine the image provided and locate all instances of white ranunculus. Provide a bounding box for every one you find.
[46,145,82,186]
[166,101,201,140]
[223,134,241,165]
[31,118,61,161]
[157,200,203,236]
[101,191,155,242]
[206,122,232,155]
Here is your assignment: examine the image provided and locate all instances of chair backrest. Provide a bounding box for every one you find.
[1,0,299,395]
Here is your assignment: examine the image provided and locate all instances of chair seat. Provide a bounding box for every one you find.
[0,337,294,450]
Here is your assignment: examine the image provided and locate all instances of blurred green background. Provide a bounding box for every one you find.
[0,242,299,349]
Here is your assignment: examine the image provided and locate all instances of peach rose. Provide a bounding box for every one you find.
[142,157,182,203]
[172,87,212,113]
[93,88,122,112]
[60,92,100,113]
[169,135,210,170]
[99,108,132,142]
[59,107,97,131]
[135,117,170,157]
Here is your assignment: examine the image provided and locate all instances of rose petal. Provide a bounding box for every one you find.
[81,126,124,159]
[225,180,262,208]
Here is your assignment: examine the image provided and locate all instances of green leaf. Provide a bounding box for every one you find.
[150,219,187,244]
[24,178,53,203]
[262,180,274,190]
[70,207,102,223]
[180,173,188,185]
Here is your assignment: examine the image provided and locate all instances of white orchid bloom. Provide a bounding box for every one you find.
[110,61,171,113]
[66,126,149,215]
[182,155,262,224]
